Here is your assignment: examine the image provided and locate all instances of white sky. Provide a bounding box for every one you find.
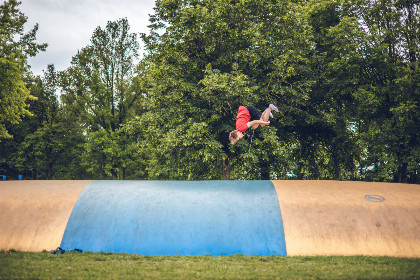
[18,0,157,76]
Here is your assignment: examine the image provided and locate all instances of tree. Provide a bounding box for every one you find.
[0,0,47,140]
[292,0,364,180]
[317,0,419,182]
[60,18,141,179]
[12,65,85,179]
[135,0,315,180]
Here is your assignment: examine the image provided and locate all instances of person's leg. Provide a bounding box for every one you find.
[245,106,263,129]
[245,106,262,120]
[260,107,272,122]
[259,104,279,126]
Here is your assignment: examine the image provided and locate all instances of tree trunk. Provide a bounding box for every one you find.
[47,163,53,180]
[260,160,270,180]
[222,157,230,180]
[297,163,305,180]
[398,162,408,183]
[111,169,118,180]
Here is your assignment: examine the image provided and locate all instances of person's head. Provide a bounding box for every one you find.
[229,130,244,145]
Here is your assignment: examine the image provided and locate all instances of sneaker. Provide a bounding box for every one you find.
[269,104,279,112]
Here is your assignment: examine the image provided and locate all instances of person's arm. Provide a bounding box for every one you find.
[247,120,270,129]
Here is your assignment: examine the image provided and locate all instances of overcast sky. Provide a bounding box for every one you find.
[19,0,157,76]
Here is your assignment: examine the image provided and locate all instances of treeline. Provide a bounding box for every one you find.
[0,0,419,182]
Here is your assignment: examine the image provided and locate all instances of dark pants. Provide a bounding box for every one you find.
[245,105,262,121]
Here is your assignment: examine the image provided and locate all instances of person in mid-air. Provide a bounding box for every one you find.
[229,104,279,145]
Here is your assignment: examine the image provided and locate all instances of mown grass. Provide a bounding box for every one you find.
[0,251,419,279]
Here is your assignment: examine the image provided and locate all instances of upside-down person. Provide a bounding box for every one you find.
[229,104,279,145]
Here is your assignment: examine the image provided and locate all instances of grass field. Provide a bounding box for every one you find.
[1,251,419,279]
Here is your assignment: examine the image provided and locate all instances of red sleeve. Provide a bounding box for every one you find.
[236,106,251,132]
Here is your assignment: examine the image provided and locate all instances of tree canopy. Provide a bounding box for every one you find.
[0,0,47,140]
[1,0,418,183]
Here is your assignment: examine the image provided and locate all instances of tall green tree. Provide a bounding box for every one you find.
[312,0,419,182]
[12,65,85,179]
[293,0,364,180]
[60,18,141,179]
[135,0,316,180]
[0,0,47,140]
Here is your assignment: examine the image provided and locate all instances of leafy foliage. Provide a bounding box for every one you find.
[0,0,418,182]
[131,0,318,179]
[0,0,46,139]
[9,65,86,179]
[314,0,420,182]
[59,18,142,179]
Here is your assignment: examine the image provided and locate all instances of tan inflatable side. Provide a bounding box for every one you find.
[0,180,91,251]
[272,180,420,257]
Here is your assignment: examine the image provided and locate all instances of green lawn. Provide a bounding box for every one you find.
[1,251,419,279]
